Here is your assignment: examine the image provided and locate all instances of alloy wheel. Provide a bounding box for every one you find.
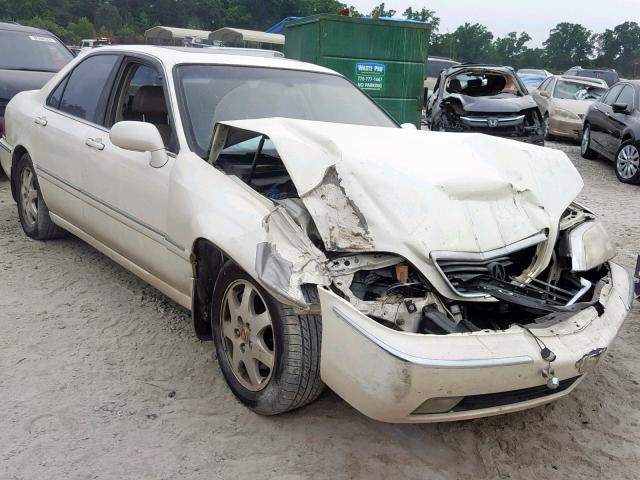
[220,280,275,391]
[617,144,640,180]
[20,166,38,228]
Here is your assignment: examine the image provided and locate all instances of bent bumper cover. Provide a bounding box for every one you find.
[318,262,633,423]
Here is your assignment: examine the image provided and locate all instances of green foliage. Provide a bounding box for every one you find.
[403,7,439,32]
[543,22,593,71]
[66,17,95,43]
[371,3,395,17]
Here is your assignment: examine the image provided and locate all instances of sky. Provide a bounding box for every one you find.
[348,0,637,46]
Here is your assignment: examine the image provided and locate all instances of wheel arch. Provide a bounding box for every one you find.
[9,144,28,201]
[190,237,228,341]
[621,130,635,144]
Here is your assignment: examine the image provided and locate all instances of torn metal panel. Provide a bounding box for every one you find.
[257,205,329,304]
[302,166,374,251]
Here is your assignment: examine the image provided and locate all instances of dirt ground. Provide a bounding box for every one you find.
[1,141,639,480]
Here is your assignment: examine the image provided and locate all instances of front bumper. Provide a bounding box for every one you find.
[318,262,633,423]
[440,127,544,146]
[549,116,582,141]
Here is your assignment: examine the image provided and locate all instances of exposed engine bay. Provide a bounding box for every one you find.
[427,65,545,145]
[213,124,616,336]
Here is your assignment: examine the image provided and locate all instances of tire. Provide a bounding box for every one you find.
[543,114,553,141]
[211,262,324,415]
[581,124,598,159]
[15,153,67,240]
[614,140,640,184]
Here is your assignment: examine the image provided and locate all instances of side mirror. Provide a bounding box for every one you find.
[400,123,417,130]
[540,91,550,98]
[110,121,168,168]
[612,102,629,114]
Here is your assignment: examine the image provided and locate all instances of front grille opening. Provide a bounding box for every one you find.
[451,376,580,412]
[436,244,539,296]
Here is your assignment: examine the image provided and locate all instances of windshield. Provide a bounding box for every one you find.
[554,80,606,100]
[176,65,396,156]
[0,30,72,72]
[519,74,546,88]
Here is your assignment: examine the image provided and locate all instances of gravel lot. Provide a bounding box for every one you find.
[1,141,639,480]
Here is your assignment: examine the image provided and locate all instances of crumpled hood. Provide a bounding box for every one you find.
[219,118,583,260]
[449,93,538,113]
[0,69,55,101]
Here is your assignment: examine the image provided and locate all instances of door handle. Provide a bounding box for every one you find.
[85,137,105,151]
[34,116,47,126]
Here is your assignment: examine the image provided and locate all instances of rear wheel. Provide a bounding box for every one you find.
[211,262,324,415]
[615,141,640,184]
[581,125,598,159]
[15,153,67,240]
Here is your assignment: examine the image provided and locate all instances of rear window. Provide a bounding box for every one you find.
[0,29,73,72]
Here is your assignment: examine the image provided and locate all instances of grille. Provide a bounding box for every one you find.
[451,376,579,412]
[433,237,542,297]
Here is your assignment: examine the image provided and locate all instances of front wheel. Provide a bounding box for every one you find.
[15,153,67,240]
[615,141,640,184]
[581,125,598,159]
[211,262,324,415]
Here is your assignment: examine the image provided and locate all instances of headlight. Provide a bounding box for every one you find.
[568,221,616,271]
[555,108,581,120]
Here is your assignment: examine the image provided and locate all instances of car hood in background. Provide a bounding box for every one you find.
[0,69,55,101]
[219,118,583,261]
[447,93,539,113]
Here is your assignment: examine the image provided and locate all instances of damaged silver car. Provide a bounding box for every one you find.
[1,46,637,423]
[426,63,545,145]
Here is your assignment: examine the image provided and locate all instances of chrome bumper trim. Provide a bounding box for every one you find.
[332,306,534,369]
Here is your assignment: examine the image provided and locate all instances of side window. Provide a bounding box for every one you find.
[615,85,634,108]
[111,61,175,151]
[58,54,119,123]
[603,85,624,106]
[538,77,551,92]
[46,76,68,109]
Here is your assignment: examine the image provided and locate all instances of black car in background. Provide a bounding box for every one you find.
[581,80,640,184]
[425,63,544,145]
[564,67,620,87]
[0,22,73,137]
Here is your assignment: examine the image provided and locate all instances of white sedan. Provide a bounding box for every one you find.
[0,46,636,423]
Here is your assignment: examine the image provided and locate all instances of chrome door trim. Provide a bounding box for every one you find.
[36,164,189,259]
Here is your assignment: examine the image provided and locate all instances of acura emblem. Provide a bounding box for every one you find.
[487,118,499,128]
[487,261,507,281]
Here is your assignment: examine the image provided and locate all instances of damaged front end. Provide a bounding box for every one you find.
[438,95,544,145]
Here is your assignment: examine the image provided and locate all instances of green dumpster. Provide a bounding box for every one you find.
[284,14,430,127]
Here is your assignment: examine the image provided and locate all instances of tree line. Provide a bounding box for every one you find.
[2,1,639,77]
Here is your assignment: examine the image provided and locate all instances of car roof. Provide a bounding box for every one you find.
[86,45,337,75]
[0,21,56,35]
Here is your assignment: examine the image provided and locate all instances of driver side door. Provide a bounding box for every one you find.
[80,57,179,288]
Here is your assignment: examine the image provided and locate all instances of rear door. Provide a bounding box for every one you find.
[34,53,120,226]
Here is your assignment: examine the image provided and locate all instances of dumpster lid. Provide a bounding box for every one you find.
[283,14,430,30]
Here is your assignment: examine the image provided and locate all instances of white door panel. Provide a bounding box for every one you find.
[32,108,88,225]
[81,125,176,285]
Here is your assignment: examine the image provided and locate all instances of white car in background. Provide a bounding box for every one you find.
[0,46,635,423]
